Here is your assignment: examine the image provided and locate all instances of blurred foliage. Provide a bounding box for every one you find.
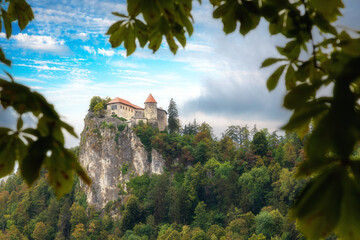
[108,0,360,238]
[0,0,90,198]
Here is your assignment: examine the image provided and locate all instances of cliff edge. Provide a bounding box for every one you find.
[79,112,165,210]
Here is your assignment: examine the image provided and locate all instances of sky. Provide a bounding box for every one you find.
[0,0,359,147]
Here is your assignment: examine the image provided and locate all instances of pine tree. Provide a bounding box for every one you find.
[167,98,180,134]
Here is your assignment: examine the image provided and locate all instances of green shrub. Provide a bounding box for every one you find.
[111,114,127,122]
[133,124,158,151]
[89,96,110,111]
[93,128,101,137]
[118,124,127,131]
[122,164,129,175]
[101,121,115,129]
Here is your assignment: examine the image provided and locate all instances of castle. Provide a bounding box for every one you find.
[107,94,167,131]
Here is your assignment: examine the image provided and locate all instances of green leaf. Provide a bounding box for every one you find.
[52,125,65,145]
[112,12,128,18]
[23,128,40,137]
[148,29,162,53]
[124,25,136,56]
[106,20,124,35]
[291,166,343,239]
[179,12,193,36]
[5,71,14,82]
[335,173,360,240]
[310,0,344,22]
[60,121,78,138]
[17,116,23,130]
[339,38,360,57]
[210,0,221,6]
[46,147,74,198]
[237,4,260,36]
[127,0,142,17]
[282,101,328,131]
[142,0,161,25]
[296,157,338,178]
[295,61,311,82]
[306,113,334,159]
[269,20,281,35]
[174,30,186,47]
[157,0,175,19]
[73,161,92,186]
[159,17,170,34]
[37,116,50,137]
[20,137,50,186]
[109,24,126,48]
[0,48,11,66]
[314,13,337,35]
[283,83,317,109]
[213,4,229,18]
[47,145,91,197]
[2,9,12,39]
[0,134,16,178]
[15,136,27,161]
[134,19,148,48]
[222,6,236,34]
[7,0,34,30]
[166,34,178,54]
[285,64,296,90]
[260,58,285,68]
[277,40,301,60]
[266,64,286,91]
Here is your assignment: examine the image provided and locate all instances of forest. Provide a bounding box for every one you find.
[0,118,338,240]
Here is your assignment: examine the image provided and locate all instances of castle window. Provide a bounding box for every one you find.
[111,105,117,110]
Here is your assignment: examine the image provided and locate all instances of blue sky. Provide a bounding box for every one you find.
[0,0,359,147]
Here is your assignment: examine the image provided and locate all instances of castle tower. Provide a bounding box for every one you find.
[144,93,158,121]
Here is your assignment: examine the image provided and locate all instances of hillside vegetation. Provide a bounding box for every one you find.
[0,122,339,240]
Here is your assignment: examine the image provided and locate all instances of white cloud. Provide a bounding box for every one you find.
[15,63,70,71]
[9,33,67,53]
[83,46,96,54]
[77,32,88,41]
[98,48,115,56]
[118,49,159,59]
[119,76,160,84]
[30,86,46,90]
[110,60,144,69]
[185,43,213,53]
[32,60,70,65]
[115,70,149,76]
[14,76,46,83]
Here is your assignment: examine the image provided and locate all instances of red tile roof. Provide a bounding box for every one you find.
[108,97,144,109]
[145,93,157,103]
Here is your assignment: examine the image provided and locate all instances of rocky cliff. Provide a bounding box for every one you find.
[78,112,165,210]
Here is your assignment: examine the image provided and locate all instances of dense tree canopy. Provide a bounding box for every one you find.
[0,121,315,239]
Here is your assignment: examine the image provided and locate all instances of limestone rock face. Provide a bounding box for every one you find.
[79,112,165,210]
